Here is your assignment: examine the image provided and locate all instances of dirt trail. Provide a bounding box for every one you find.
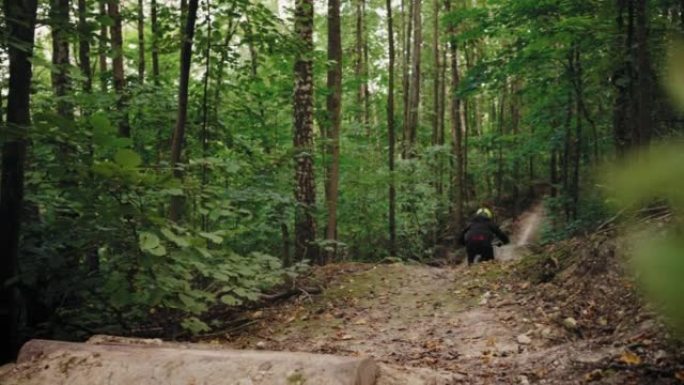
[217,206,674,384]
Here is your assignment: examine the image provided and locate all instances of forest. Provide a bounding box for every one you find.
[1,0,684,380]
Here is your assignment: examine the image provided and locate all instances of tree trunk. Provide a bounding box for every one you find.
[77,0,92,93]
[0,0,38,362]
[169,0,199,222]
[432,0,440,147]
[550,148,558,197]
[402,0,413,157]
[446,0,463,230]
[562,58,574,221]
[108,0,130,137]
[138,0,146,84]
[354,0,365,129]
[200,0,212,230]
[613,0,630,155]
[406,0,422,157]
[151,0,160,85]
[324,0,342,264]
[362,0,371,135]
[51,0,73,119]
[98,1,108,92]
[634,0,651,146]
[293,0,317,262]
[213,21,238,120]
[572,48,582,220]
[386,0,397,255]
[496,92,505,200]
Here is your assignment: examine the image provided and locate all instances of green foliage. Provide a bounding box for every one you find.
[607,144,684,334]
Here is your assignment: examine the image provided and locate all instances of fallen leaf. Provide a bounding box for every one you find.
[619,351,642,366]
[563,317,578,330]
[675,370,684,381]
[354,318,368,325]
[516,334,532,345]
[584,369,603,382]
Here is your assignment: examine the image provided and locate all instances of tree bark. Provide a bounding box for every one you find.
[98,0,108,92]
[634,0,651,146]
[401,0,413,157]
[108,0,130,137]
[362,0,371,135]
[151,0,160,85]
[386,0,397,255]
[200,0,212,230]
[572,47,582,220]
[0,0,39,362]
[324,0,342,264]
[446,0,463,229]
[169,0,199,222]
[138,0,146,84]
[77,0,92,93]
[51,0,73,119]
[354,0,365,128]
[613,0,630,155]
[293,0,317,262]
[432,0,440,147]
[406,0,422,157]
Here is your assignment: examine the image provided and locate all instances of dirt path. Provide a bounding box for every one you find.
[215,206,676,384]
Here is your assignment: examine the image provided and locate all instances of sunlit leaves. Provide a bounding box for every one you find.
[139,232,167,256]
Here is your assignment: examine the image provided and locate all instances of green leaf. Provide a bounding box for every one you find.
[199,231,224,245]
[139,232,160,250]
[220,294,240,306]
[114,149,142,169]
[161,228,190,247]
[181,316,210,334]
[139,232,167,256]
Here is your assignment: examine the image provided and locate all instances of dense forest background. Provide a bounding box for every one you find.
[1,0,683,361]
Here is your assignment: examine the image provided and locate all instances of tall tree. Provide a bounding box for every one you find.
[0,0,39,362]
[634,0,651,146]
[169,0,200,221]
[406,0,422,157]
[401,0,414,157]
[108,0,129,136]
[362,0,370,132]
[324,0,342,263]
[292,0,317,262]
[50,0,73,119]
[98,0,108,91]
[446,0,463,228]
[354,0,365,127]
[386,0,397,255]
[137,0,146,83]
[431,0,441,147]
[151,0,160,85]
[77,0,92,92]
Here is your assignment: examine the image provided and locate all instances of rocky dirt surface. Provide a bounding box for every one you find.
[200,208,684,384]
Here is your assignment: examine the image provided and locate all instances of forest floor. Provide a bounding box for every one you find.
[206,205,684,385]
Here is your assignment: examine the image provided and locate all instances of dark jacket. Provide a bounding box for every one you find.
[459,215,510,245]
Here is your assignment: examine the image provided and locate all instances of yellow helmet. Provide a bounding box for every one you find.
[476,207,493,219]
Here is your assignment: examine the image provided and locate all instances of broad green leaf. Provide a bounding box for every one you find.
[220,294,240,306]
[199,231,224,245]
[161,228,190,247]
[181,317,210,334]
[139,232,160,250]
[114,149,142,169]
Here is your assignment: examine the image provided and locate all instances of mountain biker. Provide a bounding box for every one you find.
[459,208,510,265]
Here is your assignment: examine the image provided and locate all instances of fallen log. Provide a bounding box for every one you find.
[2,338,378,385]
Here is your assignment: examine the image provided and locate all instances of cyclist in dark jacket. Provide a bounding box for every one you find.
[459,208,510,265]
